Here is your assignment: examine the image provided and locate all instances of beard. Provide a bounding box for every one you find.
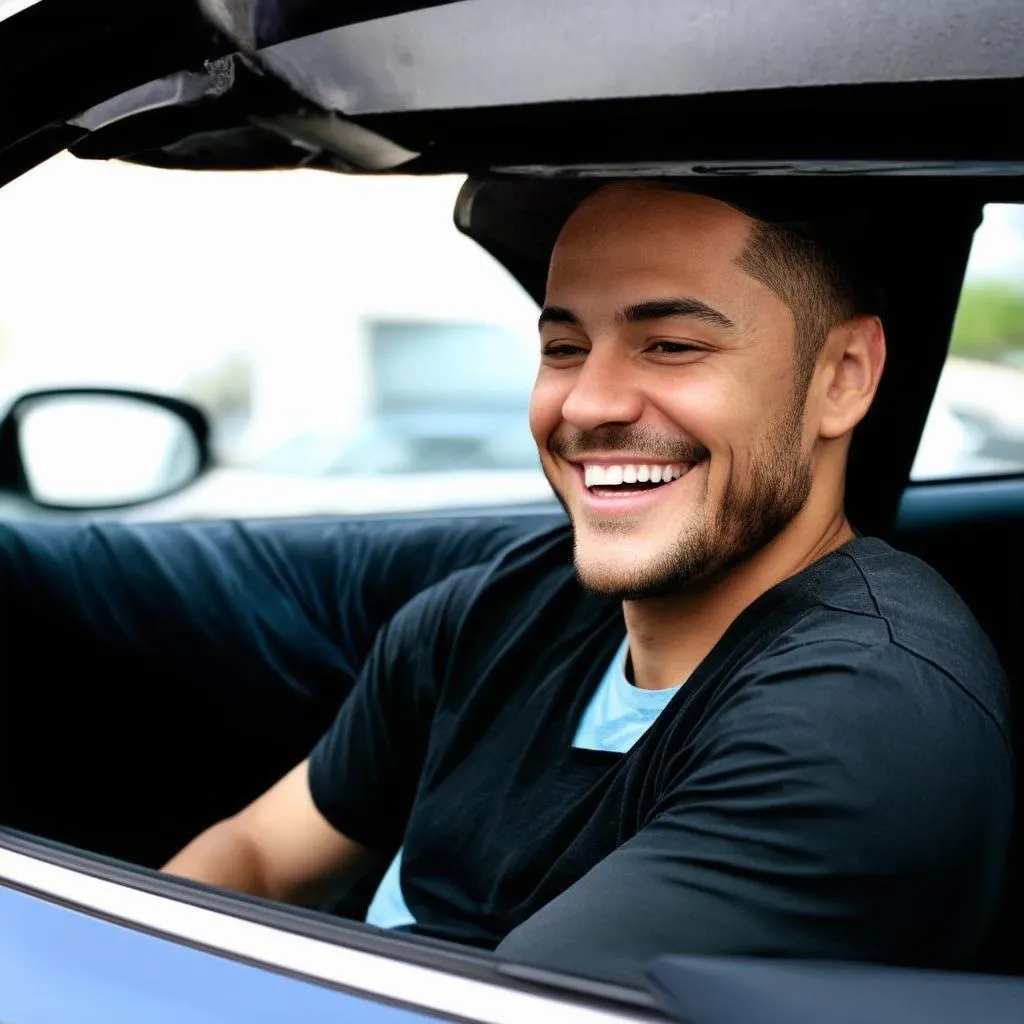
[546,403,813,601]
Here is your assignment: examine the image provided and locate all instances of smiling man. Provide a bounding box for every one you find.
[165,182,1013,985]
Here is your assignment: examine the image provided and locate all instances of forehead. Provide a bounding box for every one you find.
[548,184,756,293]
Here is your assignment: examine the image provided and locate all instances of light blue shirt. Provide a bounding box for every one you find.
[364,635,680,929]
[571,635,681,753]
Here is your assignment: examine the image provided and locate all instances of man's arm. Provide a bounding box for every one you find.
[497,646,1013,985]
[163,760,374,905]
[161,565,487,904]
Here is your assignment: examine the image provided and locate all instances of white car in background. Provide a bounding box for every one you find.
[913,357,1024,481]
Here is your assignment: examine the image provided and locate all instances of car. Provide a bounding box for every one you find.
[2,0,1024,1021]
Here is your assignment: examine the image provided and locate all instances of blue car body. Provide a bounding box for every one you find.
[2,885,438,1024]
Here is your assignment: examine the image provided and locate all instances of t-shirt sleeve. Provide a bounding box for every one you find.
[307,566,485,853]
[496,642,1014,985]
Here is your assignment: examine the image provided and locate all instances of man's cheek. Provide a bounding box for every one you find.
[528,384,563,447]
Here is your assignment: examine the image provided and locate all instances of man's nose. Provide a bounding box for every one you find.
[560,347,644,431]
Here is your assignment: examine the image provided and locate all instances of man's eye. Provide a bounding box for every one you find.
[542,343,586,358]
[648,340,700,354]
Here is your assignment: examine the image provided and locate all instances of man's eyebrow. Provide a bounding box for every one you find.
[616,298,736,332]
[537,305,581,330]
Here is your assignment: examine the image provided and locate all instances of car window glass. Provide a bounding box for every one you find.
[911,203,1024,482]
[0,154,548,519]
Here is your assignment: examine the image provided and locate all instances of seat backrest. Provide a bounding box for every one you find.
[894,507,1024,975]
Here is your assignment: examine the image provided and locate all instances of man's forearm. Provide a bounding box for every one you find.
[163,818,280,899]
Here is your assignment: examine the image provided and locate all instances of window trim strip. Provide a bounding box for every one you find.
[0,847,653,1024]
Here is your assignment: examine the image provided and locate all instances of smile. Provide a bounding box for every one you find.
[573,460,700,514]
[583,462,690,490]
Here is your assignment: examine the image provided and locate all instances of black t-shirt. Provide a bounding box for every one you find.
[308,524,1014,985]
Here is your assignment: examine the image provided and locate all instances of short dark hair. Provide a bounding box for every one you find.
[735,215,881,392]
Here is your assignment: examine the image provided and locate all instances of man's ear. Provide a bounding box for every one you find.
[817,315,886,441]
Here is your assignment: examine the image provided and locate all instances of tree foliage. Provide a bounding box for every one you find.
[951,279,1024,359]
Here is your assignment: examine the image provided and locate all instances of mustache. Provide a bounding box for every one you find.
[548,426,710,464]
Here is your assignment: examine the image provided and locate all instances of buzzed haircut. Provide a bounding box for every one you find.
[735,215,879,392]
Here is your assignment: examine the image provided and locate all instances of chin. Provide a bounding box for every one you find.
[573,542,673,600]
[571,524,721,600]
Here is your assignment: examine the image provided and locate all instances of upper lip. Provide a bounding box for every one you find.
[566,455,692,467]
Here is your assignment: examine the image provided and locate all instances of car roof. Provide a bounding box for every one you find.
[241,0,1024,115]
[3,0,1023,180]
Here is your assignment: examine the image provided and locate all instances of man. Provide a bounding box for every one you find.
[164,182,1013,985]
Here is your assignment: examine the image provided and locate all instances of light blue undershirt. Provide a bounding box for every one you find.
[364,636,680,930]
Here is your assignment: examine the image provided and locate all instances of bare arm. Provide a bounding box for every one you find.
[163,760,373,905]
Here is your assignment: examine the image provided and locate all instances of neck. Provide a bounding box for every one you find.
[623,507,855,690]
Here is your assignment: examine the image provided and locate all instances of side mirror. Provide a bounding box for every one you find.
[0,388,211,510]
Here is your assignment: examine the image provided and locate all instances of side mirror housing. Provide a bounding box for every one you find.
[0,387,211,510]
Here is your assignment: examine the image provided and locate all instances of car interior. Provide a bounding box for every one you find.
[2,0,1024,1004]
[3,175,1024,980]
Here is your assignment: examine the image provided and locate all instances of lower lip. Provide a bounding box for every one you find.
[574,465,699,516]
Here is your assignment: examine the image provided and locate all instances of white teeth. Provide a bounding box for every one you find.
[583,462,689,489]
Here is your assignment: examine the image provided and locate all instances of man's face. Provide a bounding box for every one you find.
[530,184,815,599]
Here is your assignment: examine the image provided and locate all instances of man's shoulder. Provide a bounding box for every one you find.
[696,609,1012,806]
[765,536,1010,733]
[793,536,960,612]
[830,538,1001,667]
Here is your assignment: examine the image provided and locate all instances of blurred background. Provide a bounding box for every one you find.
[1,153,1022,520]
